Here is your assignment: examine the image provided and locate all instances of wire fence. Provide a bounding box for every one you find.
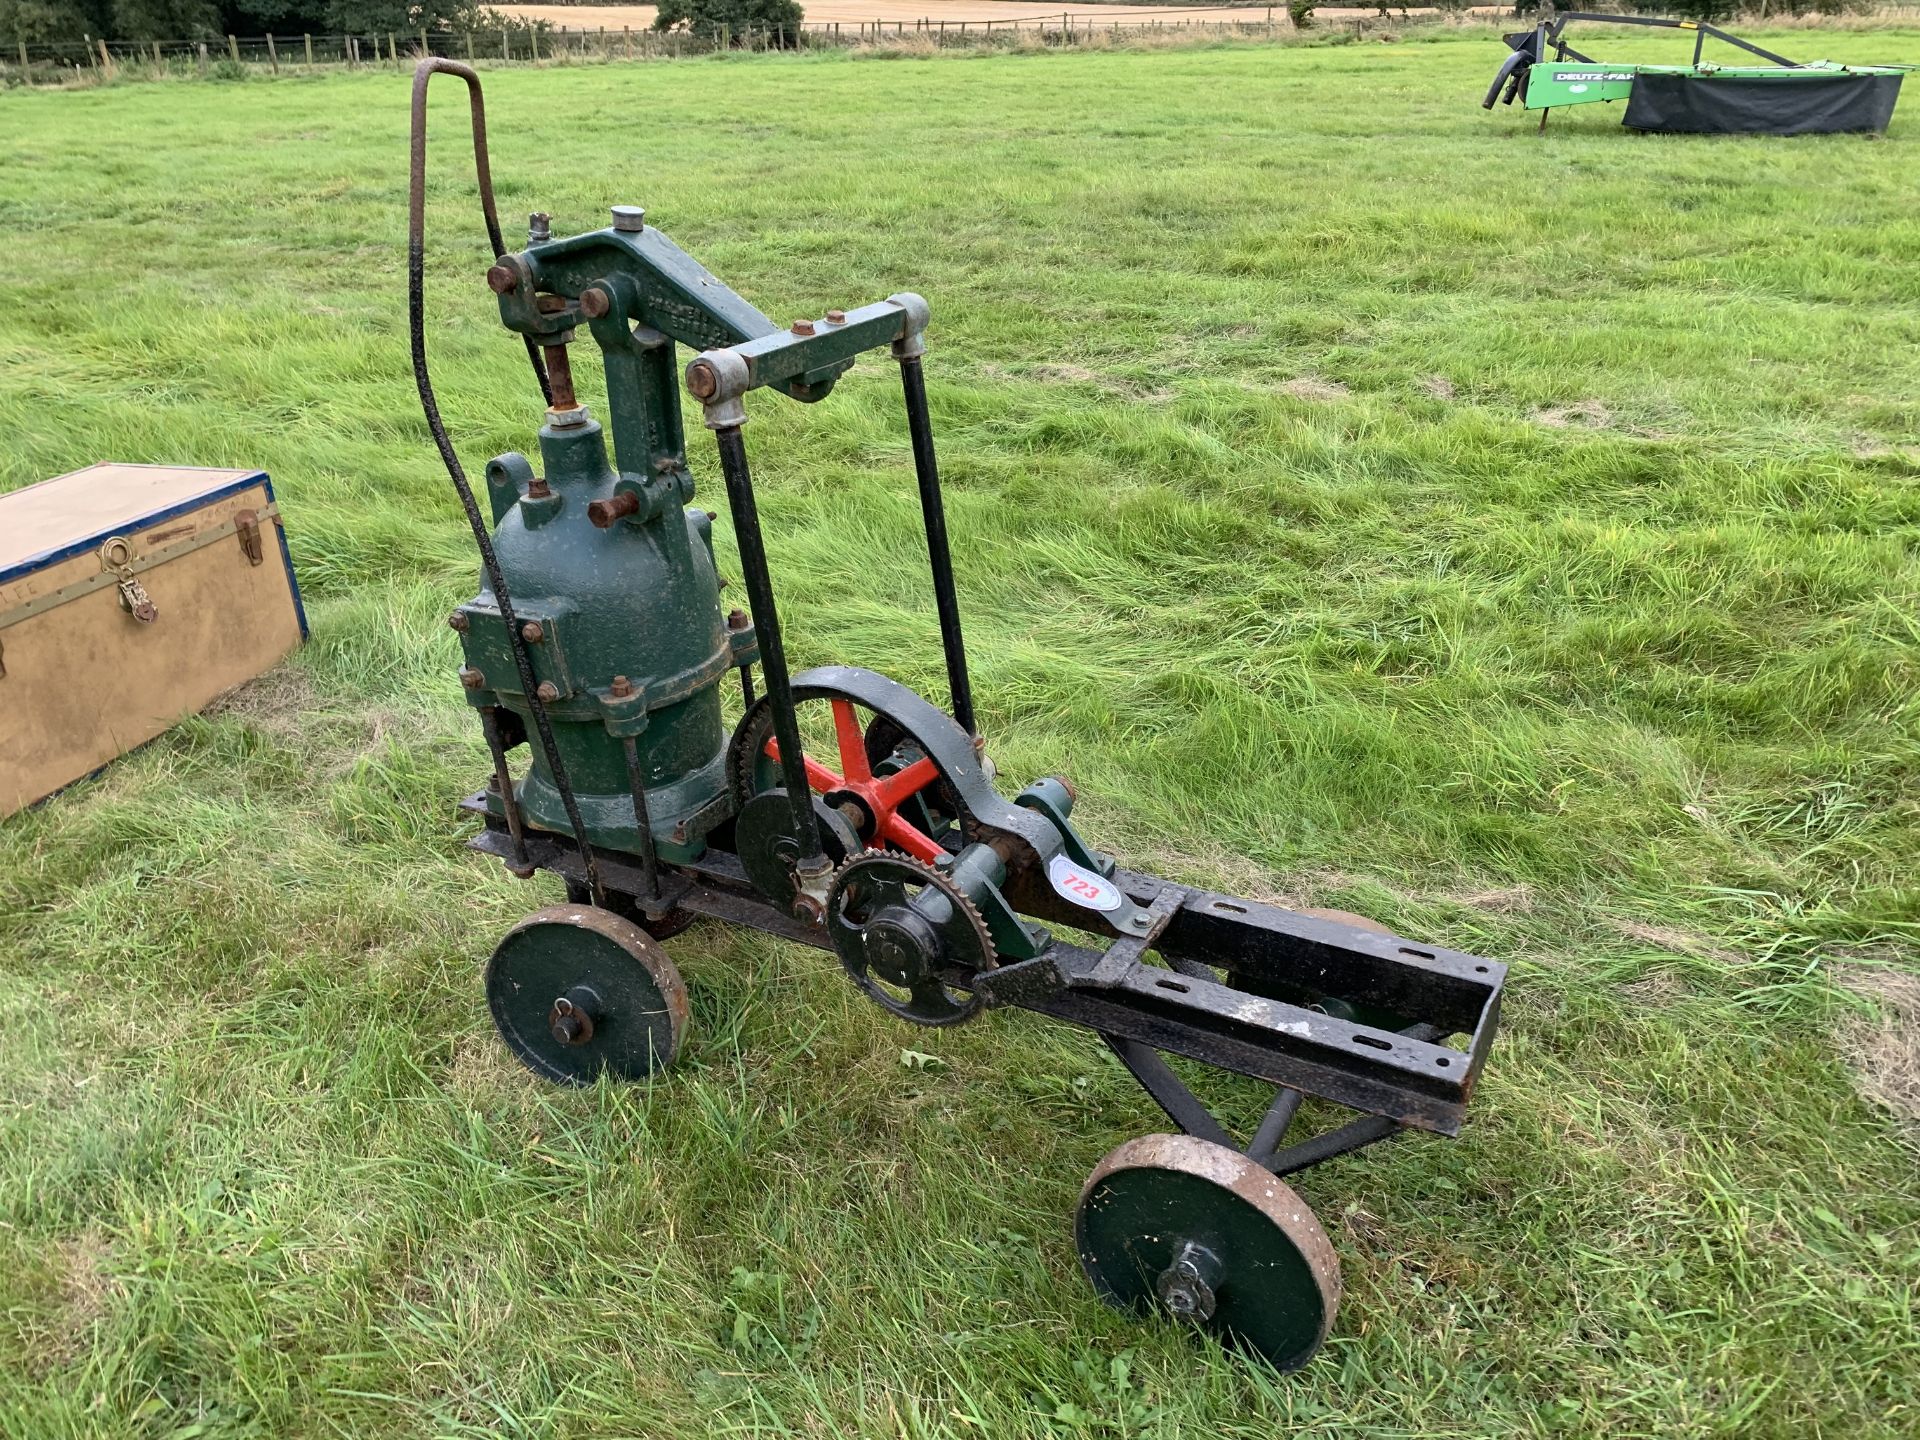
[8,6,1917,81]
[4,11,1433,80]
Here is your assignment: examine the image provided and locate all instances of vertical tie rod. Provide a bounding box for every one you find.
[896,352,975,737]
[711,422,827,876]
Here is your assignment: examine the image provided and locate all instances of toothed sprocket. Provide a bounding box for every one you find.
[824,850,996,1027]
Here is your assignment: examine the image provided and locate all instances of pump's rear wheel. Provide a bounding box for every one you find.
[1076,1134,1340,1372]
[486,905,689,1084]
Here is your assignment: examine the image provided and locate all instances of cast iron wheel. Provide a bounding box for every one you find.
[565,881,699,941]
[727,688,964,865]
[824,851,994,1027]
[486,904,689,1085]
[1076,1133,1340,1372]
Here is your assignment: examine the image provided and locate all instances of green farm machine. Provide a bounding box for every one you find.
[411,61,1507,1372]
[1485,12,1907,134]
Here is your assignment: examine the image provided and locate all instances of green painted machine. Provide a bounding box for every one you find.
[1485,13,1908,134]
[410,60,1509,1373]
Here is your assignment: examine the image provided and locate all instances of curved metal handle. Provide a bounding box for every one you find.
[1483,50,1529,110]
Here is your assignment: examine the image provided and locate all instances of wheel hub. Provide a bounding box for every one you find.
[547,986,600,1046]
[1154,1241,1221,1322]
[863,907,941,989]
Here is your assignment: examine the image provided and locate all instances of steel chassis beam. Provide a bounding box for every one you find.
[461,796,1505,1173]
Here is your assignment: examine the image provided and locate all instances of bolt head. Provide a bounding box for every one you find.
[727,608,749,630]
[790,318,816,337]
[686,361,718,401]
[535,681,560,703]
[610,204,646,232]
[486,264,518,295]
[609,675,635,698]
[825,309,847,325]
[448,610,470,632]
[459,666,486,690]
[580,287,611,320]
[526,477,552,498]
[520,621,544,643]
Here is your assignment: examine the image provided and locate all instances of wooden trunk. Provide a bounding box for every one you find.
[0,463,307,817]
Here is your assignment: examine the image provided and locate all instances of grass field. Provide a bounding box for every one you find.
[4,27,1920,1439]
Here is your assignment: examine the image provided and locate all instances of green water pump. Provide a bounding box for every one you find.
[447,202,905,867]
[410,59,1510,1377]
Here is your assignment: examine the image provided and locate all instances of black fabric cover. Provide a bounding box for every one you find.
[1623,72,1903,136]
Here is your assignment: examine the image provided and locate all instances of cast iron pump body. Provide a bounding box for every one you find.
[453,201,931,870]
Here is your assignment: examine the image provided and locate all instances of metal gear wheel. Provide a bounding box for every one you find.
[824,850,995,1027]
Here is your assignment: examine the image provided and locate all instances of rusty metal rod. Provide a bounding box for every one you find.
[409,58,602,905]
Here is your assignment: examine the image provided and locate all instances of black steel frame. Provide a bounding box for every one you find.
[461,800,1505,1173]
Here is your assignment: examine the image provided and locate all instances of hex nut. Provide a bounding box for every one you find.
[826,309,847,324]
[609,675,635,699]
[521,621,544,643]
[460,666,486,689]
[791,318,816,337]
[448,611,470,632]
[536,681,560,703]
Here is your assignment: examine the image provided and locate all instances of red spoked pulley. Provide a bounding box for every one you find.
[765,699,946,864]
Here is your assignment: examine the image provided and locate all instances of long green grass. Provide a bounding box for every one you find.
[3,29,1919,1438]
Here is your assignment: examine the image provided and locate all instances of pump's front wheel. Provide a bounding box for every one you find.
[486,905,689,1084]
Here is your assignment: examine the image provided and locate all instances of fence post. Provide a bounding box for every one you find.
[387,33,397,66]
[152,39,162,65]
[97,37,115,75]
[227,34,239,63]
[465,30,474,62]
[266,34,278,72]
[503,28,510,62]
[421,27,430,59]
[532,26,542,60]
[197,41,209,75]
[17,40,26,73]
[624,25,632,58]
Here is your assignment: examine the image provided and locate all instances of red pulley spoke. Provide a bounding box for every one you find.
[882,813,945,865]
[764,739,844,795]
[874,754,940,810]
[830,699,872,784]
